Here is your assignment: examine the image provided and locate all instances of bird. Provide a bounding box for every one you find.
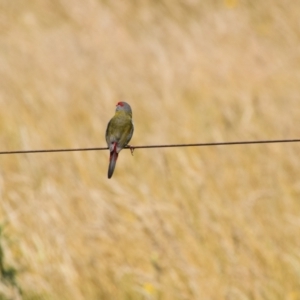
[105,102,134,178]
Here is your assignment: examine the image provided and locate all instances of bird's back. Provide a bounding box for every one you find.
[106,111,134,151]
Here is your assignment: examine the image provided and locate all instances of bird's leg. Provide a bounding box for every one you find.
[127,145,135,156]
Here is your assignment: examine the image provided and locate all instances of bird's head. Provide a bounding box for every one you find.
[116,101,132,114]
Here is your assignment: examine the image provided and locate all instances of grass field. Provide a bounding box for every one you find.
[0,0,300,299]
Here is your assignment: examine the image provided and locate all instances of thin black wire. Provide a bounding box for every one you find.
[0,138,299,155]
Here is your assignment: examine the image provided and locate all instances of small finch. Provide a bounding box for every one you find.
[105,102,134,179]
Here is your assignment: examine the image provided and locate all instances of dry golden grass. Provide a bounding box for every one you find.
[0,0,300,299]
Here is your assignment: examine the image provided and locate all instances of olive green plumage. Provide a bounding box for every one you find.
[105,102,134,178]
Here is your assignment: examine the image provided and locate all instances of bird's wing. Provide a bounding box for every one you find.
[117,119,134,151]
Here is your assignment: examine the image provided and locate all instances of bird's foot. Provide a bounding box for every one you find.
[128,145,135,156]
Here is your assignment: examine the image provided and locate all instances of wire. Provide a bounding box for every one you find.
[131,139,300,149]
[0,138,299,155]
[0,147,108,155]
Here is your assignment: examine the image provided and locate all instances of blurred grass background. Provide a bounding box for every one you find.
[0,0,300,299]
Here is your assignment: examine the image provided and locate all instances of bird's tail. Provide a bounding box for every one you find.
[108,144,119,179]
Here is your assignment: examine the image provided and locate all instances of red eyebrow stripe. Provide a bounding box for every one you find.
[117,102,124,106]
